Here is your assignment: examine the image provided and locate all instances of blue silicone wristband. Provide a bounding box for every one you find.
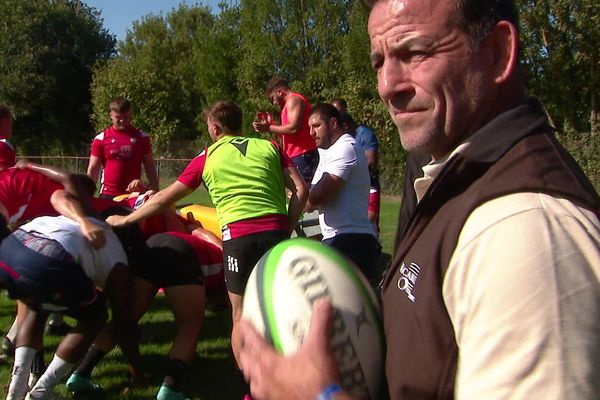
[316,383,343,400]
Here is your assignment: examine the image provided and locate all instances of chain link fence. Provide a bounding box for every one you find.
[17,156,194,185]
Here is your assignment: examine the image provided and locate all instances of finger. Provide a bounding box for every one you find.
[239,319,274,373]
[239,319,269,352]
[306,298,333,350]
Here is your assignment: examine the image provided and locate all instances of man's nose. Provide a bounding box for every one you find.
[378,60,410,101]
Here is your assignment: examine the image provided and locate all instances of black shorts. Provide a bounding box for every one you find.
[134,233,204,288]
[291,149,319,184]
[223,230,289,295]
[0,232,107,322]
[322,233,382,281]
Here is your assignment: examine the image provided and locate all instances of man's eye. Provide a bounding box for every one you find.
[404,51,428,61]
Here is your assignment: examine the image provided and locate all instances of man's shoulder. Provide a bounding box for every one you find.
[460,192,600,248]
[335,133,357,148]
[93,131,106,141]
[287,92,308,106]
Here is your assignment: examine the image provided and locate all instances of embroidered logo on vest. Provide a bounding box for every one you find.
[397,262,420,303]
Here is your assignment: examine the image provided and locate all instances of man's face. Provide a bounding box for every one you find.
[368,0,493,159]
[309,114,336,149]
[0,116,13,139]
[109,110,132,131]
[269,89,285,109]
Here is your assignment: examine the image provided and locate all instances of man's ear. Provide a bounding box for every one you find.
[486,20,519,84]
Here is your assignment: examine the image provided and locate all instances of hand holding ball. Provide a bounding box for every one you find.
[242,238,384,400]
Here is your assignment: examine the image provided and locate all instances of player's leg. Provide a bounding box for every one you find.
[6,308,46,400]
[223,231,288,367]
[157,284,205,400]
[141,232,206,400]
[368,188,381,236]
[67,278,154,394]
[28,261,106,400]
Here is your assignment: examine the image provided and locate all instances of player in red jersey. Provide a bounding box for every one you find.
[253,77,319,185]
[0,106,16,171]
[86,97,159,199]
[0,161,106,372]
[0,161,104,246]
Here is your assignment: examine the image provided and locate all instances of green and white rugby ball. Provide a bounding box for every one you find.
[242,238,383,400]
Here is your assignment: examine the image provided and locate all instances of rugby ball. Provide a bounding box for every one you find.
[242,238,383,400]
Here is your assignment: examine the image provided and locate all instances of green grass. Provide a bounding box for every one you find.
[0,193,400,399]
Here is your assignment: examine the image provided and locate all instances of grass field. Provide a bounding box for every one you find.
[0,191,400,399]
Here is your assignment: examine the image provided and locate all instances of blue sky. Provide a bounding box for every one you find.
[84,0,228,41]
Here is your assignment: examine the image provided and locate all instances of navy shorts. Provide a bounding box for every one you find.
[323,233,381,281]
[223,230,289,295]
[0,231,106,322]
[135,233,204,288]
[292,149,319,184]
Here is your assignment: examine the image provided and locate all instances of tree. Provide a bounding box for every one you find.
[91,4,243,155]
[519,0,600,133]
[0,0,115,154]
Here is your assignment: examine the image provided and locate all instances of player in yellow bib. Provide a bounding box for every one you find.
[106,101,308,398]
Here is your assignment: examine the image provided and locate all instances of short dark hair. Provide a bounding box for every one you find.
[266,76,289,96]
[309,103,342,125]
[72,174,97,197]
[331,98,348,112]
[0,105,12,121]
[364,0,519,48]
[204,100,243,134]
[109,97,131,113]
[455,0,519,48]
[339,112,357,131]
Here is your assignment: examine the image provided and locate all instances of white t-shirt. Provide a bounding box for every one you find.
[312,134,375,240]
[19,215,128,288]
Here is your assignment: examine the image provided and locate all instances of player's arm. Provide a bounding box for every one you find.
[86,155,102,184]
[283,165,308,233]
[364,148,378,176]
[106,181,191,228]
[103,262,145,379]
[191,227,223,250]
[263,96,305,135]
[17,160,71,187]
[142,152,159,191]
[305,173,344,212]
[126,179,148,193]
[0,201,8,221]
[17,160,98,216]
[50,190,105,249]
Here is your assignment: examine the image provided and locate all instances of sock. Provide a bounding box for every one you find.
[163,358,187,392]
[31,351,47,376]
[7,346,36,399]
[29,354,73,399]
[7,318,18,343]
[74,345,105,379]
